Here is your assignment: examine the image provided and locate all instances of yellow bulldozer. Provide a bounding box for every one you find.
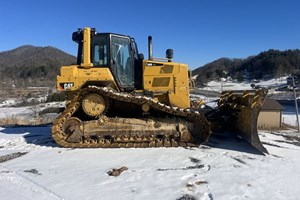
[52,27,268,153]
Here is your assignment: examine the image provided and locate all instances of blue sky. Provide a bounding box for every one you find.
[1,0,299,69]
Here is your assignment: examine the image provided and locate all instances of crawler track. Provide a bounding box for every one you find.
[51,87,211,148]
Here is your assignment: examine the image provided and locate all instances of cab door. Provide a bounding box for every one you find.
[111,35,134,91]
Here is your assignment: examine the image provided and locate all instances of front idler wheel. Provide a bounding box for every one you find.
[64,117,83,143]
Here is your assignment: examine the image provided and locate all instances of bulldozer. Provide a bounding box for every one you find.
[52,27,268,153]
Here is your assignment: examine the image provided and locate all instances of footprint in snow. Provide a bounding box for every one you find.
[181,175,213,200]
[186,180,208,192]
[189,157,201,164]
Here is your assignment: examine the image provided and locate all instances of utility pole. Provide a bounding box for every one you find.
[221,78,223,93]
[292,74,300,132]
[220,70,228,93]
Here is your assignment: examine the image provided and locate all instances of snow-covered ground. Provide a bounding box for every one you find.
[195,77,300,127]
[0,104,299,200]
[0,102,65,125]
[1,77,300,200]
[0,124,300,200]
[202,77,288,92]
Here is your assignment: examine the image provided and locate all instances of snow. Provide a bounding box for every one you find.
[281,105,300,127]
[0,125,300,200]
[0,107,32,119]
[195,77,300,127]
[0,102,64,121]
[203,77,288,93]
[1,77,300,199]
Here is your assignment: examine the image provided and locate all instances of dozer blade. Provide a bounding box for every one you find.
[206,88,268,153]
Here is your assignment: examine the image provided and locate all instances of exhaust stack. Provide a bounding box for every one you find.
[148,36,153,60]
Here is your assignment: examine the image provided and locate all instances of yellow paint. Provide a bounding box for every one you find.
[57,27,191,109]
[82,27,93,68]
[143,60,190,108]
[57,66,116,91]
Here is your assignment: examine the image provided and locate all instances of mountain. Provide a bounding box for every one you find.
[193,49,300,85]
[1,46,300,89]
[0,45,76,88]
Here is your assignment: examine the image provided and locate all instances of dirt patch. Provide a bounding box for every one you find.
[0,152,28,163]
[231,157,247,165]
[0,116,44,126]
[39,107,62,115]
[189,157,201,164]
[24,169,42,175]
[262,142,286,148]
[157,164,210,171]
[270,131,300,146]
[0,170,13,174]
[186,180,208,191]
[107,166,128,177]
[176,194,197,200]
[194,180,208,185]
[281,135,300,146]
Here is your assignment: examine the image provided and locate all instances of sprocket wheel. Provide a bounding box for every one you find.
[82,93,107,117]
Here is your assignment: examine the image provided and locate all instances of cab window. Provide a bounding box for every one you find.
[92,36,108,66]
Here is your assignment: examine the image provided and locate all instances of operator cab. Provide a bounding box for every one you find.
[72,28,141,92]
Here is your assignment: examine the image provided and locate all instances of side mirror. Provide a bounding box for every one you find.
[138,53,144,60]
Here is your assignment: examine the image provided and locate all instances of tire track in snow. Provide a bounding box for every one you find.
[0,166,65,200]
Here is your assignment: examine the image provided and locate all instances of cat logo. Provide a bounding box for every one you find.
[61,82,74,89]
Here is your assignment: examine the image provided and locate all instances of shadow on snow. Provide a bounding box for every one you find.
[205,131,264,155]
[0,124,58,148]
[0,124,264,154]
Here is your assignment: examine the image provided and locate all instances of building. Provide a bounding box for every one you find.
[287,75,300,87]
[258,98,284,129]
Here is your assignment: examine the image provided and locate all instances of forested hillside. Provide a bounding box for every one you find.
[193,49,300,85]
[0,45,76,89]
[1,46,299,89]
